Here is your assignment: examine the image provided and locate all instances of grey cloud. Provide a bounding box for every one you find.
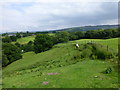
[1,2,118,32]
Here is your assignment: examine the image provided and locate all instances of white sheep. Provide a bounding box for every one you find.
[21,50,24,52]
[75,44,79,48]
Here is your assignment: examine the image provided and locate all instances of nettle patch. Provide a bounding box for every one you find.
[73,43,116,60]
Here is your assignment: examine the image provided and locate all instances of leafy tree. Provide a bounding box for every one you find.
[84,29,118,39]
[34,34,53,53]
[10,36,17,41]
[28,41,33,45]
[21,44,33,52]
[15,42,21,47]
[26,31,31,36]
[55,31,69,43]
[85,30,99,39]
[2,43,22,64]
[69,32,78,40]
[2,33,8,36]
[75,31,84,39]
[2,52,9,67]
[16,33,21,38]
[112,29,119,38]
[2,36,11,43]
[22,31,31,37]
[103,29,113,39]
[85,30,93,38]
[21,41,34,52]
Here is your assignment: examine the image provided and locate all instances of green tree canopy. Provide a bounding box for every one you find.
[2,36,11,43]
[55,31,69,43]
[2,52,9,67]
[2,43,22,64]
[34,34,54,54]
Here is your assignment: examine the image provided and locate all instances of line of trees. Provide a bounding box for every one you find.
[2,29,119,43]
[34,29,119,54]
[55,29,119,42]
[84,29,119,39]
[2,31,51,43]
[2,31,35,43]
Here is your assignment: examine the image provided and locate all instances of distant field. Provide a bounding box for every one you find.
[12,35,35,44]
[48,33,55,36]
[12,34,55,44]
[3,38,119,88]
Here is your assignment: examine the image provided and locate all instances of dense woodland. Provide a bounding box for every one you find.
[2,29,120,67]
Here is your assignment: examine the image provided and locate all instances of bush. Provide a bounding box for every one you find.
[102,67,112,74]
[78,45,84,51]
[75,43,115,60]
[73,53,81,60]
[91,54,97,59]
[95,47,114,60]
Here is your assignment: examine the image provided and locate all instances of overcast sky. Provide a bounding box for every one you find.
[0,0,118,33]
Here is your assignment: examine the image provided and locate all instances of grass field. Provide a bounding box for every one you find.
[12,34,54,44]
[12,35,35,44]
[3,38,119,88]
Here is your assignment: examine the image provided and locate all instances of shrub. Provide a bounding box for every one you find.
[102,67,112,74]
[75,43,115,60]
[94,46,114,60]
[91,54,97,59]
[78,45,84,51]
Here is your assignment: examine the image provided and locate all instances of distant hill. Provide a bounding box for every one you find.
[54,25,118,32]
[1,25,118,34]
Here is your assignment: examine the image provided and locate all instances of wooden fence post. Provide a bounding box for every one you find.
[107,45,108,51]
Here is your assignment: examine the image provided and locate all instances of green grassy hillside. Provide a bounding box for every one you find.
[3,60,118,88]
[3,38,119,88]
